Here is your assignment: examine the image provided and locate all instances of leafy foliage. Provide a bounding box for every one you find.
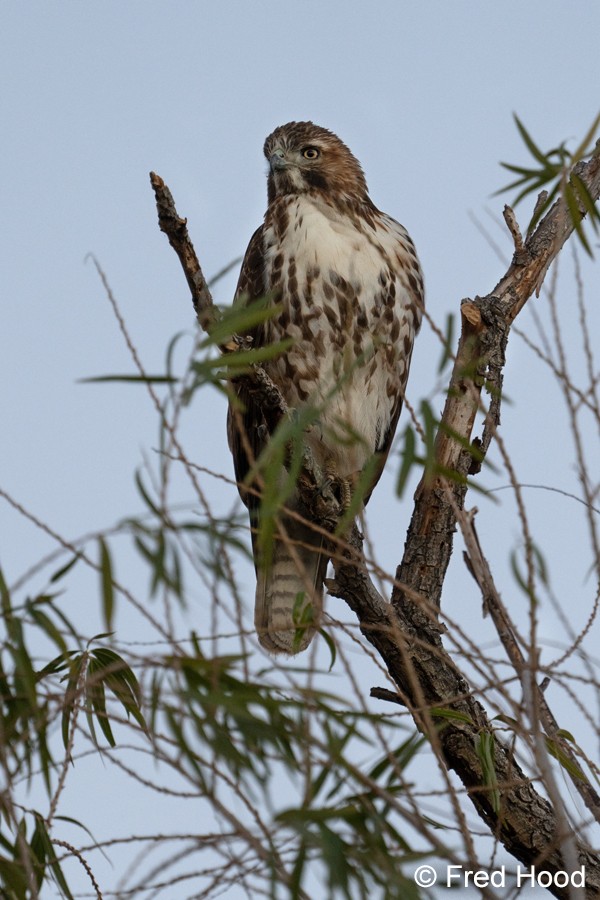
[498,111,600,254]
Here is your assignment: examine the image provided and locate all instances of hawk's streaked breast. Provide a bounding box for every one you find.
[261,192,422,475]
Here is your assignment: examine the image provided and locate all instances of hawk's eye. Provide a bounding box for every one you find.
[302,147,320,160]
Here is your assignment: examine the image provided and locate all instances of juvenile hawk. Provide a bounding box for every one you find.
[228,121,424,654]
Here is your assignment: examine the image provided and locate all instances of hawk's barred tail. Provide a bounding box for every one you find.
[254,512,328,654]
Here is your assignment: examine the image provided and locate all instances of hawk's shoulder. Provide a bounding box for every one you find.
[227,223,268,522]
[234,224,266,307]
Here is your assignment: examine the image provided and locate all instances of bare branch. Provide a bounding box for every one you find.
[150,172,217,330]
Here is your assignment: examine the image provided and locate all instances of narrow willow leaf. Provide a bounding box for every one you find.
[191,338,293,379]
[396,425,417,498]
[0,567,12,621]
[430,707,474,724]
[499,161,542,177]
[509,548,535,603]
[11,619,38,712]
[91,648,147,733]
[570,110,600,164]
[86,658,115,748]
[556,728,576,743]
[437,312,455,374]
[291,594,314,654]
[28,607,68,657]
[32,814,75,900]
[290,839,307,900]
[49,553,81,584]
[220,338,294,371]
[572,174,600,230]
[525,182,560,236]
[368,733,425,782]
[0,855,28,899]
[204,295,280,346]
[98,538,115,631]
[36,650,79,681]
[61,655,84,750]
[475,731,501,814]
[544,736,587,781]
[318,627,337,672]
[134,469,161,517]
[319,824,350,893]
[513,114,551,166]
[78,374,178,384]
[564,181,593,256]
[30,816,47,891]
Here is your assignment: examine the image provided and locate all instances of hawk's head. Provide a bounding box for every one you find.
[263,121,369,206]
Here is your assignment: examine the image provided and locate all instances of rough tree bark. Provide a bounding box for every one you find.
[150,140,600,898]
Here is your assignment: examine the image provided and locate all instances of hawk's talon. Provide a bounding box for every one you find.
[320,459,352,510]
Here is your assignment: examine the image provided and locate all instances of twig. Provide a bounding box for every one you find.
[149,172,216,330]
[52,839,103,899]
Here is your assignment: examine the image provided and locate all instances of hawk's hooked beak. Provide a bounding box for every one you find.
[269,148,287,173]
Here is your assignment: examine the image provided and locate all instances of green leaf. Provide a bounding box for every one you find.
[0,567,13,624]
[318,627,337,672]
[32,814,75,899]
[570,110,600,164]
[564,181,592,255]
[36,649,79,681]
[430,707,474,724]
[0,855,28,899]
[27,606,69,657]
[544,735,587,782]
[49,553,81,583]
[437,312,455,374]
[134,468,162,517]
[290,838,307,899]
[91,648,147,734]
[291,593,315,654]
[396,425,417,498]
[368,733,425,782]
[86,657,115,747]
[78,373,178,384]
[61,655,84,751]
[572,174,600,231]
[220,339,294,372]
[204,294,280,346]
[513,114,551,166]
[475,730,501,814]
[98,537,115,631]
[497,112,600,255]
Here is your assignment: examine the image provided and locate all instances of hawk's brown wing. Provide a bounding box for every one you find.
[366,230,425,504]
[226,226,269,532]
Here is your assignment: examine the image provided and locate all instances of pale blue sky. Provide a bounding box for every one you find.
[1,2,599,897]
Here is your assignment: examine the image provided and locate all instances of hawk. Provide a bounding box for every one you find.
[227,121,424,654]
